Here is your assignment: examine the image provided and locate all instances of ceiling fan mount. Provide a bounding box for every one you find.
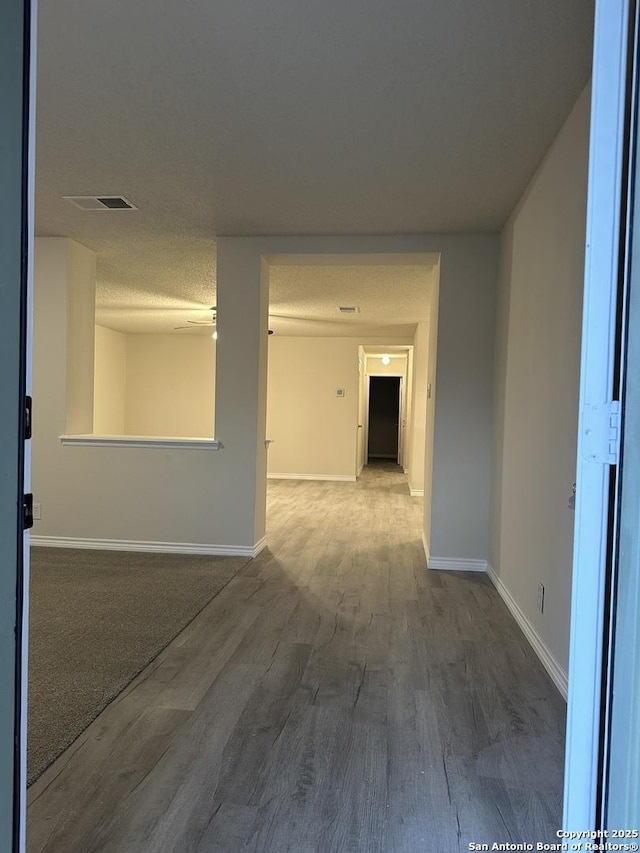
[174,307,274,334]
[174,306,216,330]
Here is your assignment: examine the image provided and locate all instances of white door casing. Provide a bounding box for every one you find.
[563,0,632,829]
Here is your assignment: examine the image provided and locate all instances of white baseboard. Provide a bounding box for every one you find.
[252,536,268,557]
[30,535,266,559]
[427,555,488,572]
[267,473,356,482]
[409,488,424,497]
[486,564,568,699]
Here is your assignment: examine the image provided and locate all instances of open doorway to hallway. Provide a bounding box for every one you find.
[357,346,413,478]
[264,254,438,512]
[367,375,402,463]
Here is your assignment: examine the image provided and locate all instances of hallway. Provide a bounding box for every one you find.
[27,463,565,852]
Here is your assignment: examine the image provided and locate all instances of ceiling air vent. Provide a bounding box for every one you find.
[338,306,360,314]
[63,195,137,211]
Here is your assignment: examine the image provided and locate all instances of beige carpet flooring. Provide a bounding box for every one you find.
[27,547,250,784]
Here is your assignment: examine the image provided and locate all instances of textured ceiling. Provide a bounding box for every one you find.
[98,262,434,337]
[35,0,593,332]
[269,262,432,337]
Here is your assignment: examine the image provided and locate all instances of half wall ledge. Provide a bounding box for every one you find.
[58,435,223,450]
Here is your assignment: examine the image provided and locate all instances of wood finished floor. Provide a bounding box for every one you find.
[27,462,566,853]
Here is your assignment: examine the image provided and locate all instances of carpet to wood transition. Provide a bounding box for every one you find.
[27,547,250,784]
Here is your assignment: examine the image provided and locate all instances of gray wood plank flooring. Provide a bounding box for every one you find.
[27,462,566,852]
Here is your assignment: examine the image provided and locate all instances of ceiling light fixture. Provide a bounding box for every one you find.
[381,356,391,365]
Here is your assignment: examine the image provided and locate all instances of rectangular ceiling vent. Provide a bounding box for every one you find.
[63,195,137,211]
[338,306,360,314]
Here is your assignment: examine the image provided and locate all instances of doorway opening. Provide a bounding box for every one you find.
[367,375,402,464]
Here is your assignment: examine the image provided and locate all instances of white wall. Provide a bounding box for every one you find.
[409,323,429,497]
[267,338,414,480]
[423,266,440,548]
[93,329,215,437]
[490,86,590,679]
[428,241,497,561]
[32,236,268,551]
[357,347,366,474]
[33,239,96,508]
[365,355,408,376]
[65,240,96,435]
[266,337,359,479]
[93,325,126,435]
[125,335,215,437]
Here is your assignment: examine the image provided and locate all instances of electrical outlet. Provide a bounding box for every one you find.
[538,582,545,614]
[32,502,41,521]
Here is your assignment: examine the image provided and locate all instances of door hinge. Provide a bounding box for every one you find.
[582,401,620,465]
[25,395,32,440]
[23,494,33,530]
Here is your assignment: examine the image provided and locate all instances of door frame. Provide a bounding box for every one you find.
[564,0,634,829]
[0,0,36,848]
[397,376,404,466]
[365,373,404,464]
